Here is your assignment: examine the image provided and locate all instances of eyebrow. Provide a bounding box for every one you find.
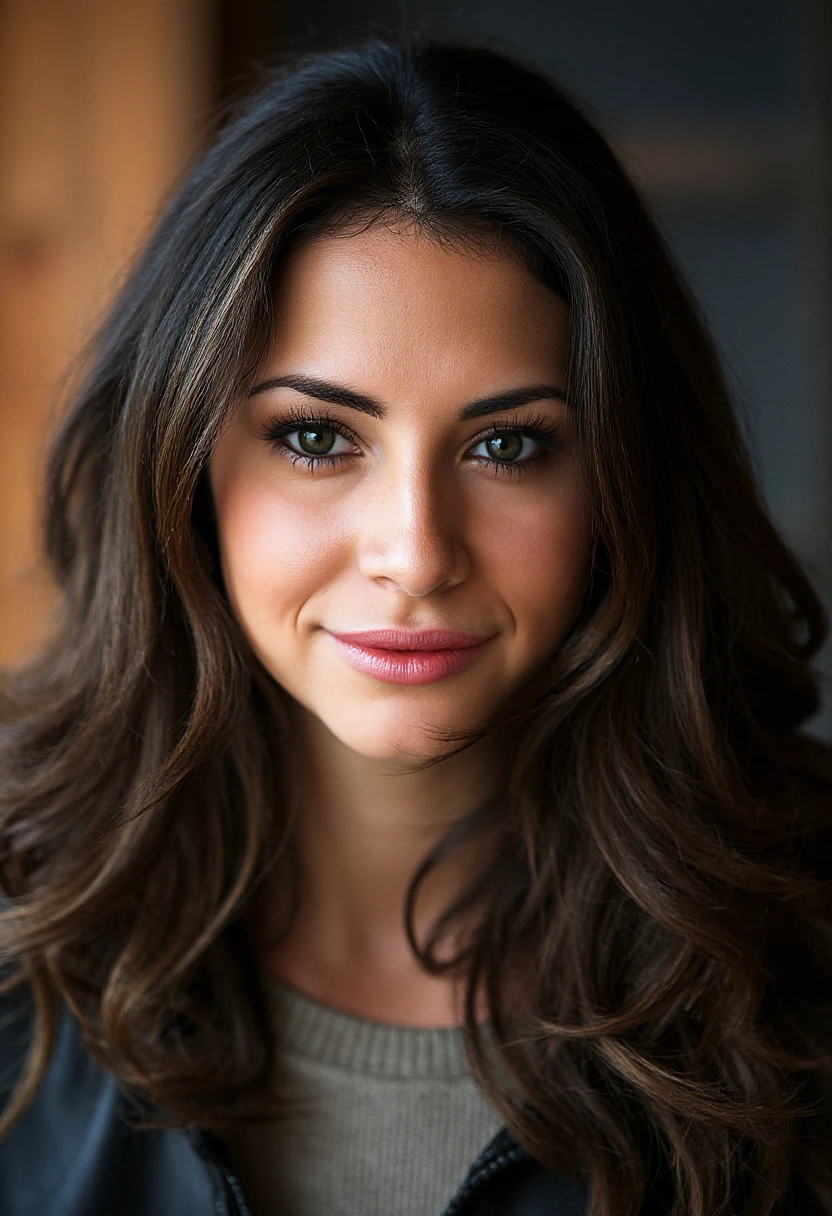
[247,373,568,421]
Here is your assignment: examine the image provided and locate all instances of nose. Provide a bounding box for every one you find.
[356,455,471,597]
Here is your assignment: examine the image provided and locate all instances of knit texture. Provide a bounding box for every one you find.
[224,974,505,1216]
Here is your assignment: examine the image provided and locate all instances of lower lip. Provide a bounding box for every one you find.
[327,635,492,685]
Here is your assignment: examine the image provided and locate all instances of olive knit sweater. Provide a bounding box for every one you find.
[225,974,504,1216]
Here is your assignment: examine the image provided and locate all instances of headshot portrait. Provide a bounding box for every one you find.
[0,6,830,1215]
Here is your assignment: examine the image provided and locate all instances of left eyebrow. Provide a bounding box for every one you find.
[247,373,568,421]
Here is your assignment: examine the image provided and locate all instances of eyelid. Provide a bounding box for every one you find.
[258,404,362,449]
[466,411,561,450]
[259,405,562,453]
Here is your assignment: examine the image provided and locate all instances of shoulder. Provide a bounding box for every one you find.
[0,979,220,1216]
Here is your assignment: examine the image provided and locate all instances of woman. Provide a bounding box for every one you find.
[0,29,830,1216]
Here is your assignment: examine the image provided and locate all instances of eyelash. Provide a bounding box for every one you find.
[258,404,561,480]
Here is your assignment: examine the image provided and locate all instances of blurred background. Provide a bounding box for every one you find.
[1,0,830,736]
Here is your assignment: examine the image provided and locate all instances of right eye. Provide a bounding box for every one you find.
[260,412,362,471]
[283,426,354,458]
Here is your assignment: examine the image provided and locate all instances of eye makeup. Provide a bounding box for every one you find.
[257,403,564,481]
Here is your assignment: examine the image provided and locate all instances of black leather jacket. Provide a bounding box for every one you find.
[0,985,588,1215]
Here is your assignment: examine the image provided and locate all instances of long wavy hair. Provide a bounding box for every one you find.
[1,30,830,1216]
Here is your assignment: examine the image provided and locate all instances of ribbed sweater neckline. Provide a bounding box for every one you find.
[260,971,475,1081]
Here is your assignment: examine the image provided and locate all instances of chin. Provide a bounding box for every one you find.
[323,707,480,765]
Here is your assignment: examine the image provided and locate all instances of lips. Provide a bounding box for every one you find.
[326,627,495,686]
[330,628,490,651]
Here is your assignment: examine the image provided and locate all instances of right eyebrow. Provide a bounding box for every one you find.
[248,373,568,421]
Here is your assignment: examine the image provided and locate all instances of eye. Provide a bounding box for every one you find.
[469,432,539,464]
[466,414,562,478]
[258,410,360,471]
[285,425,353,459]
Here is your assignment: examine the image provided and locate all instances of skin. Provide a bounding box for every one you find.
[208,221,593,1026]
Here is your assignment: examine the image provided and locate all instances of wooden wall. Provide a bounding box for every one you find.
[0,0,215,663]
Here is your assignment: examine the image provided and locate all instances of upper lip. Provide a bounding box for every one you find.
[329,628,493,651]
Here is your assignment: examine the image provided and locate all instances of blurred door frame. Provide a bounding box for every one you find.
[0,0,215,663]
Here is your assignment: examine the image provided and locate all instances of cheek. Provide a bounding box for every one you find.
[212,473,345,635]
[478,485,591,653]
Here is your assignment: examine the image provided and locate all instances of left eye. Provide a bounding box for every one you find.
[469,432,538,462]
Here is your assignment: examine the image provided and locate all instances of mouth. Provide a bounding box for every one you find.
[327,628,495,686]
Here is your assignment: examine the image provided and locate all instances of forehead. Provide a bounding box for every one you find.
[264,225,570,406]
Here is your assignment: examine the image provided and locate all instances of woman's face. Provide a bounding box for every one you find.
[208,224,592,762]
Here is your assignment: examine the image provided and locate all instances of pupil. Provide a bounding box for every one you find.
[486,433,522,461]
[298,428,335,456]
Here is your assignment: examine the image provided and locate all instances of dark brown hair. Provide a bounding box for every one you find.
[1,30,830,1216]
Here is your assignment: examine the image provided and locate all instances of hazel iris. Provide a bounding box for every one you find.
[298,428,337,456]
[485,434,523,461]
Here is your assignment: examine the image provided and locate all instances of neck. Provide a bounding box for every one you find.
[247,703,509,1026]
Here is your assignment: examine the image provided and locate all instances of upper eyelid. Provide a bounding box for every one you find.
[262,410,559,447]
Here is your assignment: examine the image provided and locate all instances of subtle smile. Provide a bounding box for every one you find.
[326,629,495,686]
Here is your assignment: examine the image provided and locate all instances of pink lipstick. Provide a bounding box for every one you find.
[327,628,494,686]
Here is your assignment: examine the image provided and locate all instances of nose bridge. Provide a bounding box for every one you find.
[358,442,468,595]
